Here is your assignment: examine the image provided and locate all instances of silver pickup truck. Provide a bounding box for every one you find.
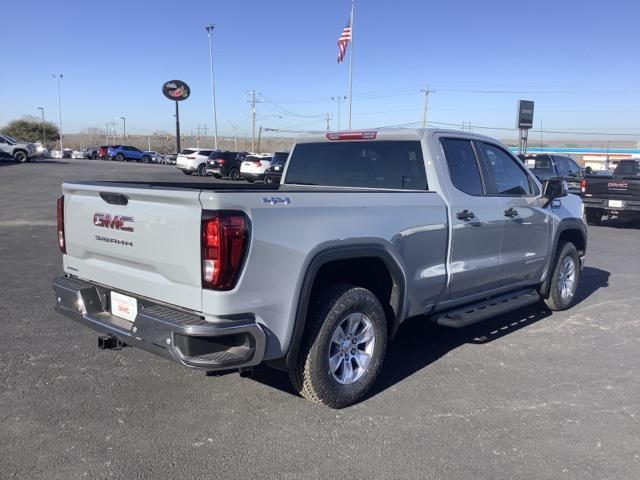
[52,128,587,408]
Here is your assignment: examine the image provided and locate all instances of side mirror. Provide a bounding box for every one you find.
[542,178,567,200]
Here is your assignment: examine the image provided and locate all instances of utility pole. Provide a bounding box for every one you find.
[226,120,238,151]
[248,90,259,152]
[206,24,219,150]
[421,85,435,128]
[37,107,46,147]
[120,116,126,143]
[325,112,332,131]
[331,96,347,130]
[257,126,263,153]
[52,74,63,154]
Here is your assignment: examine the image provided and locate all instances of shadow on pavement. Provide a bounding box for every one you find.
[248,266,611,403]
[597,218,640,229]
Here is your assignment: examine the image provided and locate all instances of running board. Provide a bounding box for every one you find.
[434,289,540,328]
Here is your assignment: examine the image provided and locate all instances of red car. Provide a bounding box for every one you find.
[98,145,119,160]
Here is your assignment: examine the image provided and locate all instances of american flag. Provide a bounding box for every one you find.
[337,19,352,63]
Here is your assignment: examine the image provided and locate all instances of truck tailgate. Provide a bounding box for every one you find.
[62,183,203,311]
[586,177,640,198]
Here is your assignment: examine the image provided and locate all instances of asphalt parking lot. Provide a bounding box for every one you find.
[1,158,639,479]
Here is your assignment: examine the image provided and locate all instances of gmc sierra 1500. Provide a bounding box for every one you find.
[52,128,586,408]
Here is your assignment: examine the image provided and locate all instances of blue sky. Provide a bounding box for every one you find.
[2,0,640,140]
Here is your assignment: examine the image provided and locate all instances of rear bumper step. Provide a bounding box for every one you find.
[52,276,266,370]
[434,288,540,328]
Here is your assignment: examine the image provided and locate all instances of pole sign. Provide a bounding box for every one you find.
[516,100,534,129]
[162,80,191,101]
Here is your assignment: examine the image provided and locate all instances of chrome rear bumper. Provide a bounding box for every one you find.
[52,276,266,370]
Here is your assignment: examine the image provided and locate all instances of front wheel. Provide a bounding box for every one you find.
[13,151,28,163]
[115,153,124,162]
[197,164,207,176]
[142,156,150,163]
[543,242,581,311]
[289,284,388,408]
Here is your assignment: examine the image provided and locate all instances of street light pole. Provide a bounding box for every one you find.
[205,24,219,150]
[37,107,46,147]
[52,74,63,154]
[331,96,346,130]
[120,116,126,143]
[226,120,238,151]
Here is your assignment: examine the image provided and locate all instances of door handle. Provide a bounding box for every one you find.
[504,207,519,218]
[456,209,475,221]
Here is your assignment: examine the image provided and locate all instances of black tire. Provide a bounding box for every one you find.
[115,153,124,162]
[585,208,602,226]
[183,171,193,175]
[289,284,388,408]
[197,163,207,176]
[264,176,274,185]
[543,242,581,311]
[13,150,28,163]
[229,168,240,181]
[246,178,255,183]
[142,156,150,163]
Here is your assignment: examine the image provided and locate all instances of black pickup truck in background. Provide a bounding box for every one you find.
[524,154,584,194]
[581,159,640,225]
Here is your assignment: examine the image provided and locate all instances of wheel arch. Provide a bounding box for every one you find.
[285,244,406,371]
[540,218,587,297]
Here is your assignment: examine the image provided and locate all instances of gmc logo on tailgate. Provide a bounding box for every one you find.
[93,213,134,232]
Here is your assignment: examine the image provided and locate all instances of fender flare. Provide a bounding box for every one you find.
[540,218,587,297]
[285,244,407,371]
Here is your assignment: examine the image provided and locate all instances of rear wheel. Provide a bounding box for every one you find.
[115,153,124,162]
[141,156,150,163]
[197,163,207,176]
[264,176,274,184]
[229,168,240,181]
[543,242,581,311]
[13,150,28,163]
[585,208,602,226]
[246,178,255,183]
[182,171,193,175]
[289,284,388,408]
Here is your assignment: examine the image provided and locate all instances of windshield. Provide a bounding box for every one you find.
[525,157,554,172]
[2,135,17,145]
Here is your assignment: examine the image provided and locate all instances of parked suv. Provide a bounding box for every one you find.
[525,154,584,193]
[263,151,289,184]
[97,146,112,160]
[0,134,37,163]
[240,154,273,182]
[107,145,151,163]
[176,148,214,175]
[206,150,247,180]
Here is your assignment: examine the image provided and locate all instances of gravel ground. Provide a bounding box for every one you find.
[0,158,638,479]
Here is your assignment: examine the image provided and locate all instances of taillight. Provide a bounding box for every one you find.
[253,160,262,166]
[201,212,249,291]
[326,131,377,141]
[580,179,587,193]
[56,195,66,253]
[217,159,225,165]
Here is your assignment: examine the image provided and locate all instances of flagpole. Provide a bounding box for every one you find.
[347,0,354,130]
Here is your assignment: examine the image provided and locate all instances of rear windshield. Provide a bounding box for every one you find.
[614,161,640,176]
[180,149,197,154]
[285,141,427,190]
[525,156,554,172]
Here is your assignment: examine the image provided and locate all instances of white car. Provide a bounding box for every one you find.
[240,154,273,182]
[176,148,215,176]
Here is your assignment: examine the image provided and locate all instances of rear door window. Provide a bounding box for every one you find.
[199,150,213,157]
[441,138,484,195]
[478,143,532,196]
[285,141,427,190]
